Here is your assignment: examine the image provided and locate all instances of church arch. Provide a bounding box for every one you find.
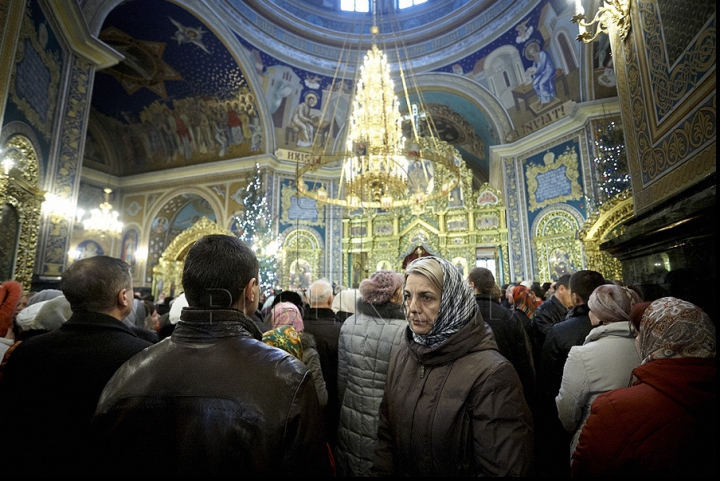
[151,216,233,298]
[531,205,584,282]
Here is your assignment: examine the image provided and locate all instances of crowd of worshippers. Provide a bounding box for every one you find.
[0,236,715,477]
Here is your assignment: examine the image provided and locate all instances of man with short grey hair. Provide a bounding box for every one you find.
[0,256,151,477]
[304,278,342,451]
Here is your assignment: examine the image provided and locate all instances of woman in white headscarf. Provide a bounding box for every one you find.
[372,256,534,477]
[555,284,641,462]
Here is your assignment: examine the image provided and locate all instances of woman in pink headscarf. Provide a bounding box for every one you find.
[555,284,641,463]
[263,301,327,408]
[571,297,716,477]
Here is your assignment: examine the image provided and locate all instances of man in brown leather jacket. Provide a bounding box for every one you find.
[92,235,332,476]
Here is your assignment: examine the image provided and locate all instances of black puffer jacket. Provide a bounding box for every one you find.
[92,308,332,477]
[373,312,535,477]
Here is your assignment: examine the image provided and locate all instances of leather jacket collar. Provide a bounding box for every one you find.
[174,308,263,342]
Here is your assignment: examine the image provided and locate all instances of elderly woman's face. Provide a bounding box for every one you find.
[404,272,441,335]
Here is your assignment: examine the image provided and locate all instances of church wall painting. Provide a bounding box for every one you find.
[430,0,582,142]
[4,0,62,172]
[233,0,587,193]
[121,227,140,276]
[74,239,104,259]
[87,0,264,176]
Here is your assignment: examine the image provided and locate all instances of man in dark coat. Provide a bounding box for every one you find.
[303,278,343,450]
[0,256,152,477]
[530,273,572,364]
[467,267,535,411]
[92,235,332,477]
[536,269,606,477]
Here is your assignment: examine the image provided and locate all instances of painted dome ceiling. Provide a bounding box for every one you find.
[83,0,555,186]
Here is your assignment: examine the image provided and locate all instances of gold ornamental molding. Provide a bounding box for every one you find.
[579,192,635,281]
[0,135,42,290]
[161,216,231,261]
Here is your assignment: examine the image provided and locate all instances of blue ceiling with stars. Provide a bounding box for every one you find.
[91,0,245,121]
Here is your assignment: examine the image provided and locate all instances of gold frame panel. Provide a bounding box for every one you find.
[526,147,584,212]
[579,193,634,281]
[0,135,43,290]
[151,216,232,298]
[281,228,322,290]
[533,209,583,282]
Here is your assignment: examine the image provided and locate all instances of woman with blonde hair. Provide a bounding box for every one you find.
[373,256,534,476]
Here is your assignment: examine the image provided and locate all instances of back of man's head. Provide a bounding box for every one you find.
[467,267,496,296]
[62,256,131,313]
[182,235,258,309]
[569,270,606,305]
[556,273,571,290]
[308,279,333,308]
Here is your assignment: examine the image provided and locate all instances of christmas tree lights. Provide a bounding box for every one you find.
[592,120,631,205]
[234,163,280,296]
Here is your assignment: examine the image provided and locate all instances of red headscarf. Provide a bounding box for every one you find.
[512,285,542,318]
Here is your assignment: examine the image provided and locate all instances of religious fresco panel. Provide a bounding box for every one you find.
[86,0,264,176]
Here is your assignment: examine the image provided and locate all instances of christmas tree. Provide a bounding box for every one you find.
[592,120,631,204]
[234,163,279,296]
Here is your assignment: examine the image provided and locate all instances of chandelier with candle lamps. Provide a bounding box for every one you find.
[296,3,462,210]
[76,187,123,238]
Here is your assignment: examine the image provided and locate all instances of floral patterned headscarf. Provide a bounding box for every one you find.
[512,285,542,318]
[262,325,303,360]
[638,297,715,364]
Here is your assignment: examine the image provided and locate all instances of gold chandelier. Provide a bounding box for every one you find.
[571,0,631,44]
[296,4,462,209]
[77,187,123,238]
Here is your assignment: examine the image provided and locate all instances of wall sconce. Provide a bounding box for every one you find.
[42,192,77,222]
[572,0,631,43]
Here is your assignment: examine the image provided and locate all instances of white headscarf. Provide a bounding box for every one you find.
[169,293,188,325]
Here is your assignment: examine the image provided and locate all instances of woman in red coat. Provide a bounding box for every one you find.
[571,297,716,477]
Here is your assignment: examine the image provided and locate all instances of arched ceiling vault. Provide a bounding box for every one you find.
[80,0,549,185]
